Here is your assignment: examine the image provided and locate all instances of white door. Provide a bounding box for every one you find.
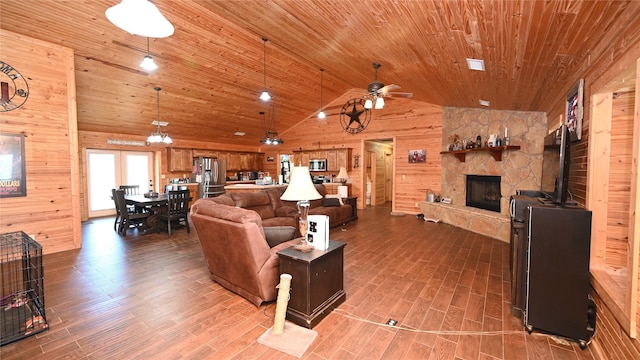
[87,149,153,218]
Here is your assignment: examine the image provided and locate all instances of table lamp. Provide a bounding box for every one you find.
[280,166,322,251]
[335,167,350,197]
[335,167,349,184]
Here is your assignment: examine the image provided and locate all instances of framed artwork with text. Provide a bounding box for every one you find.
[0,133,26,197]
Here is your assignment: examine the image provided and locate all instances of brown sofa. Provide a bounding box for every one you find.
[210,184,354,229]
[266,185,353,228]
[190,199,300,306]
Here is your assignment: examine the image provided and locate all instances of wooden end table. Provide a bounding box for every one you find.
[277,240,346,328]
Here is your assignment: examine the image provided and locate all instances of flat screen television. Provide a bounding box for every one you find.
[540,124,571,204]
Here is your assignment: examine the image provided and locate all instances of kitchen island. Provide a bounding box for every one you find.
[223,183,286,194]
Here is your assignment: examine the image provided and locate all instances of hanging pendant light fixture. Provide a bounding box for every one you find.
[147,87,172,144]
[259,105,283,145]
[259,37,271,101]
[140,37,158,71]
[318,68,326,119]
[105,0,174,38]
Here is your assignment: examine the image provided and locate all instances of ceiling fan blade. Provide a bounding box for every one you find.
[385,91,413,98]
[378,84,401,95]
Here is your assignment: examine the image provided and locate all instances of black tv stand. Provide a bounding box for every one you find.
[509,193,595,347]
[536,197,578,207]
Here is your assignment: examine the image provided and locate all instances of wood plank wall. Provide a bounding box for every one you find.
[0,30,81,254]
[608,91,635,270]
[258,90,443,214]
[544,24,640,359]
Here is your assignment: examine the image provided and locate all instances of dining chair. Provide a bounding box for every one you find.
[114,189,149,235]
[120,184,147,213]
[157,189,190,236]
[119,185,140,195]
[111,188,124,232]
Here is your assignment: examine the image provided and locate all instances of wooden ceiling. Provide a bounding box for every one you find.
[1,0,639,146]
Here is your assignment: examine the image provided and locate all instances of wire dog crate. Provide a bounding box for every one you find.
[1,231,48,346]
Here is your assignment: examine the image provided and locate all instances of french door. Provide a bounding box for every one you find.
[86,149,153,218]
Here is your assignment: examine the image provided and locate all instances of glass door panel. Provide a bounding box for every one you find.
[87,149,153,218]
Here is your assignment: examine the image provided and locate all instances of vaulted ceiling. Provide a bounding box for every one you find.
[2,0,639,146]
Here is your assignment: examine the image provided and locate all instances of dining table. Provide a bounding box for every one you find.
[124,193,170,208]
[124,194,170,234]
[124,193,192,234]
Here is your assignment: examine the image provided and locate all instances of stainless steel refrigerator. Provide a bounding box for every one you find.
[192,157,226,198]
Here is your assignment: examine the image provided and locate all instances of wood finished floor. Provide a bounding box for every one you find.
[1,203,596,359]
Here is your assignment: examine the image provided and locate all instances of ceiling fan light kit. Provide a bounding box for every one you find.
[147,87,172,144]
[361,62,413,111]
[106,0,174,38]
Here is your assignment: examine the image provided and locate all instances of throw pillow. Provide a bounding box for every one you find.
[264,226,296,247]
[322,197,341,207]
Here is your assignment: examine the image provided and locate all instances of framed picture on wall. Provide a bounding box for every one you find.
[0,133,26,197]
[566,79,584,141]
[408,149,426,163]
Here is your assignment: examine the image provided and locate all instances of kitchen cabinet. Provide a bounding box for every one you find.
[335,149,351,170]
[227,152,241,171]
[293,148,352,171]
[326,151,337,171]
[167,148,193,172]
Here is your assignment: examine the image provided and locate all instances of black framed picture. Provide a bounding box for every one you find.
[566,79,584,141]
[0,133,26,197]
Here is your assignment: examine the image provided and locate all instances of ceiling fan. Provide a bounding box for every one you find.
[364,62,413,109]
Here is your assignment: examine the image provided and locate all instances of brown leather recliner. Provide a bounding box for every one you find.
[190,199,300,307]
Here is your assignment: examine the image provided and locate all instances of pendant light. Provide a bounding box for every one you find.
[259,105,283,145]
[259,37,271,101]
[318,68,326,119]
[147,87,172,144]
[105,0,174,38]
[140,37,158,71]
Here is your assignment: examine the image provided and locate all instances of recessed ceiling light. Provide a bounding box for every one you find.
[466,58,485,71]
[151,120,169,126]
[479,100,490,107]
[234,132,246,136]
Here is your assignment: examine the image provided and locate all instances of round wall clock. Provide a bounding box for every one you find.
[340,98,371,134]
[0,61,29,112]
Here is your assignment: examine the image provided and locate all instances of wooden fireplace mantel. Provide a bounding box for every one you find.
[440,145,521,162]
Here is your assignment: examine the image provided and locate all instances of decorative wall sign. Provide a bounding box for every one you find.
[0,133,27,197]
[566,79,584,141]
[0,61,30,112]
[408,149,426,163]
[340,98,371,134]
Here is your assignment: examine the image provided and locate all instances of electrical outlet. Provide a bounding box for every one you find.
[415,202,419,208]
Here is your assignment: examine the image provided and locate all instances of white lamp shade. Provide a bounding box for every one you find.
[375,97,385,109]
[336,167,349,181]
[139,55,158,71]
[106,0,174,38]
[280,166,322,201]
[364,99,373,109]
[259,90,271,101]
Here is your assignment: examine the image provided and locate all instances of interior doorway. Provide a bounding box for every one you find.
[86,149,153,218]
[364,139,394,207]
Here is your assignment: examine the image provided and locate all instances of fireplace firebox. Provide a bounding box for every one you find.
[466,175,501,212]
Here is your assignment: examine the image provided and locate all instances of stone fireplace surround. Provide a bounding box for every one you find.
[422,107,547,242]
